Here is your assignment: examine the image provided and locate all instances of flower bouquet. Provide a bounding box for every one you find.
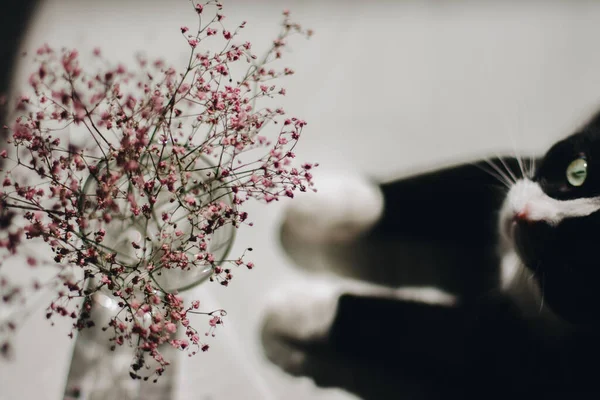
[0,0,315,382]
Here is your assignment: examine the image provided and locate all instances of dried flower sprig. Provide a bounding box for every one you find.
[0,0,315,381]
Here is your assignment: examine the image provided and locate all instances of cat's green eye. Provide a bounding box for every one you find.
[566,158,588,187]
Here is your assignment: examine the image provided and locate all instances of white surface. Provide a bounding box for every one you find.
[4,0,600,399]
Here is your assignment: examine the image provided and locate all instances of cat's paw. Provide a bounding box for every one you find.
[281,173,384,244]
[260,280,341,375]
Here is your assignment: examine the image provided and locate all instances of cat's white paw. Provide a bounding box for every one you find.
[282,173,384,244]
[260,277,458,377]
[260,280,341,374]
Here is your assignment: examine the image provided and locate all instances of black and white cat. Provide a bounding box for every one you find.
[261,111,600,398]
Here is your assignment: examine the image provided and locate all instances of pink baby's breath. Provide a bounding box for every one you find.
[0,0,314,382]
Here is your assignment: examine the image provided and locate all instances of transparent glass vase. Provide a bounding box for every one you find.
[63,153,235,400]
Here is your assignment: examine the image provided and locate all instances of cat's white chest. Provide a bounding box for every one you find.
[499,250,570,338]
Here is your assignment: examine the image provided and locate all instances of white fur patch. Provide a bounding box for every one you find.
[261,279,456,374]
[500,179,600,230]
[262,280,343,343]
[499,251,543,318]
[262,279,457,346]
[499,250,522,290]
[394,287,457,306]
[283,173,384,243]
[499,250,571,338]
[498,178,588,333]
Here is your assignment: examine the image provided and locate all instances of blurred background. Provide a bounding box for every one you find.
[3,0,600,399]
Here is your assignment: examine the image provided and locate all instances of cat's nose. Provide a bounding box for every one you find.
[515,211,528,221]
[514,204,531,222]
[503,207,531,240]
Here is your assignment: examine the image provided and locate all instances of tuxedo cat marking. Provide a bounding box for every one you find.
[262,112,600,398]
[500,122,600,327]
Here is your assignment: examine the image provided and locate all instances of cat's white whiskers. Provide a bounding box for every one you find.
[516,156,526,180]
[523,157,531,179]
[496,155,519,184]
[538,270,546,314]
[506,128,528,180]
[521,155,534,180]
[484,158,515,187]
[530,156,536,179]
[507,137,526,180]
[484,159,512,185]
[475,162,512,189]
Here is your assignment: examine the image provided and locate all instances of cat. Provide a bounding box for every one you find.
[260,110,600,399]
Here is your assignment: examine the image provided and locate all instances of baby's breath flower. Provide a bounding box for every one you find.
[0,0,314,382]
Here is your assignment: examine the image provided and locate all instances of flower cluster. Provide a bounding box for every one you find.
[0,1,314,381]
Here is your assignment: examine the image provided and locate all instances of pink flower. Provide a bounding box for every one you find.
[0,3,315,382]
[165,322,177,333]
[184,195,196,206]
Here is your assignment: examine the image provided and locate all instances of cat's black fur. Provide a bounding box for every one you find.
[261,112,600,399]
